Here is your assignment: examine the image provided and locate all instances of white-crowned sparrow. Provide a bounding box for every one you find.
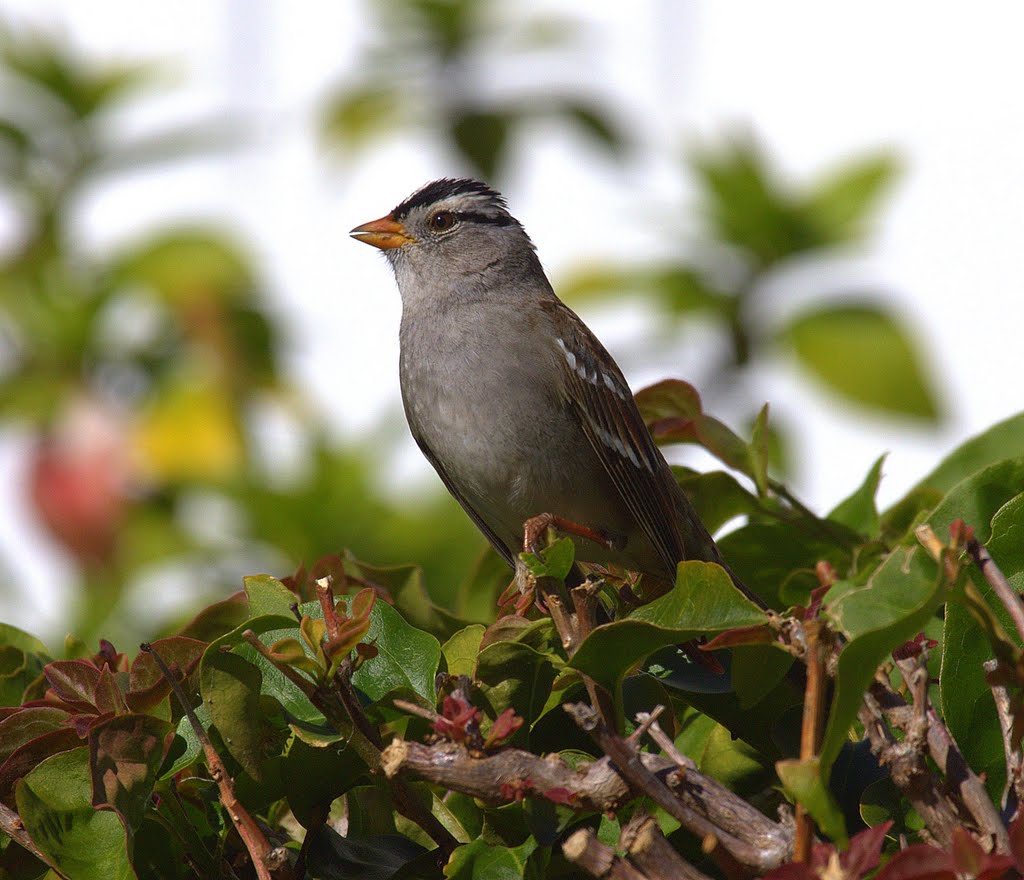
[351,178,756,603]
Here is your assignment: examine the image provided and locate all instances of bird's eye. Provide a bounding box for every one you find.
[429,211,457,232]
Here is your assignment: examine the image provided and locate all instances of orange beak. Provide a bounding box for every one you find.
[350,215,415,249]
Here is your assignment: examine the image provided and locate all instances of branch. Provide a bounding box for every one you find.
[619,813,712,880]
[563,828,649,880]
[793,619,827,861]
[984,658,1024,819]
[865,675,1009,851]
[564,703,791,873]
[140,643,289,880]
[0,802,65,875]
[968,536,1024,646]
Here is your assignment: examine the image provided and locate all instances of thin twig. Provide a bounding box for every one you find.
[968,537,1024,646]
[0,802,64,875]
[140,643,286,880]
[984,658,1024,819]
[793,620,827,862]
[635,712,696,772]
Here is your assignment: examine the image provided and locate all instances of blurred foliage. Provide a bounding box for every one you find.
[321,0,624,178]
[0,24,485,648]
[562,137,941,440]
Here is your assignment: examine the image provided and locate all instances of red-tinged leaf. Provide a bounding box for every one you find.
[951,828,986,877]
[325,616,372,659]
[178,590,249,641]
[268,638,307,664]
[635,379,704,420]
[0,707,71,764]
[1009,813,1024,869]
[761,863,817,880]
[892,632,938,661]
[92,665,127,716]
[92,640,128,673]
[355,643,378,661]
[0,727,81,801]
[349,587,376,621]
[500,778,530,802]
[948,827,1016,880]
[702,624,775,650]
[842,821,892,876]
[484,708,524,748]
[542,787,577,805]
[874,845,954,880]
[69,711,112,737]
[44,660,101,707]
[433,693,481,743]
[89,713,173,831]
[127,636,206,713]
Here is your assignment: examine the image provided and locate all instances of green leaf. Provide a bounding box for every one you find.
[88,714,173,832]
[442,625,486,679]
[519,537,575,581]
[941,491,1024,800]
[730,645,795,710]
[303,825,429,880]
[16,748,136,880]
[112,228,253,304]
[700,722,772,793]
[691,136,820,266]
[560,101,624,153]
[803,152,899,243]
[199,649,286,781]
[907,411,1024,498]
[748,404,770,495]
[320,84,404,153]
[570,561,767,693]
[160,703,211,779]
[351,599,441,705]
[244,573,297,618]
[444,837,537,880]
[829,454,886,536]
[777,757,848,847]
[821,544,946,771]
[284,736,368,829]
[671,468,762,534]
[476,640,557,737]
[451,109,510,180]
[815,461,1024,770]
[782,302,939,420]
[345,555,469,640]
[0,623,49,656]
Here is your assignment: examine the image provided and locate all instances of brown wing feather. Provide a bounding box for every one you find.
[541,300,721,574]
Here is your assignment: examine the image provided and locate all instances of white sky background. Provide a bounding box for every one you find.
[1,1,1023,632]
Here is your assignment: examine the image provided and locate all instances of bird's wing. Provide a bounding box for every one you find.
[410,432,517,568]
[541,299,720,574]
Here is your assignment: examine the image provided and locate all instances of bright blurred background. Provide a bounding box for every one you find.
[1,1,1021,648]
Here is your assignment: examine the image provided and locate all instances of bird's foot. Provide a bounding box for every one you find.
[521,512,617,554]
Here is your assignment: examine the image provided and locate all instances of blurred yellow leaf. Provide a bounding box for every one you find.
[132,382,242,482]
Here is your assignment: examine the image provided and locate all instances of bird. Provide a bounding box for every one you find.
[350,177,758,608]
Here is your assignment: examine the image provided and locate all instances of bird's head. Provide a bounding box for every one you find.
[350,178,541,301]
